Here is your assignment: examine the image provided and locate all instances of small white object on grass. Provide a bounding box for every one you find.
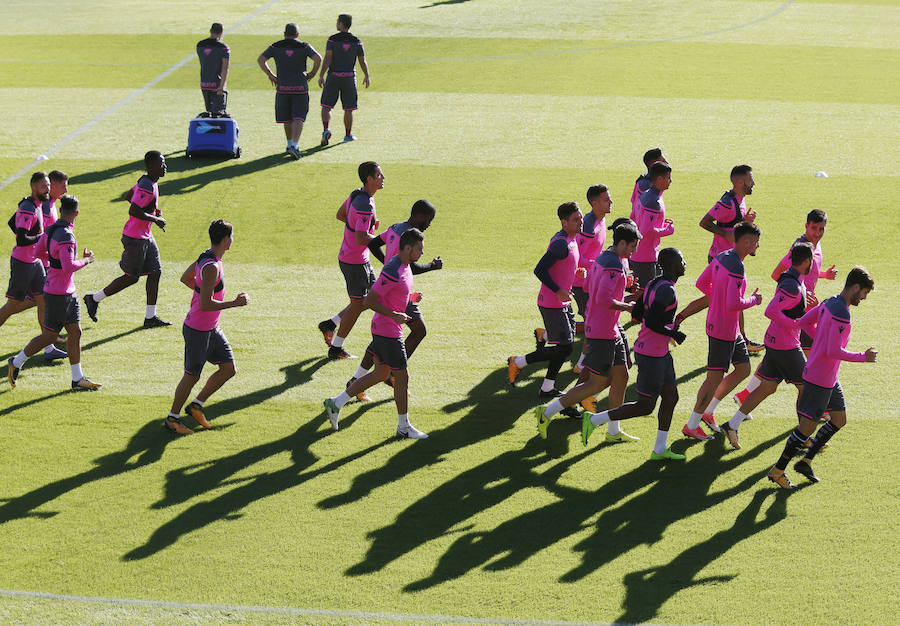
[36,154,48,161]
[814,171,828,178]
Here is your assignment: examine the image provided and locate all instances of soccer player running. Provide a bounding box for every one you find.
[7,195,100,390]
[721,242,814,450]
[579,247,688,459]
[631,161,675,291]
[318,161,384,360]
[630,147,667,220]
[344,200,443,398]
[677,221,763,440]
[196,22,230,117]
[1,171,67,360]
[164,220,249,435]
[767,267,877,489]
[83,151,170,329]
[699,164,764,353]
[508,202,584,399]
[534,221,643,441]
[257,23,321,159]
[318,14,370,145]
[324,228,429,439]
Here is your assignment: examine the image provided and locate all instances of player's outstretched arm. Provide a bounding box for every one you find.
[674,294,709,328]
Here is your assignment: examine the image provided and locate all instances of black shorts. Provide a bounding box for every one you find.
[797,379,845,421]
[183,324,234,377]
[6,257,45,301]
[43,292,80,333]
[757,347,806,385]
[539,304,575,344]
[339,261,376,299]
[202,90,227,114]
[320,74,358,111]
[635,352,676,398]
[275,92,309,123]
[405,300,423,323]
[119,235,161,276]
[366,334,407,370]
[572,286,588,319]
[707,335,750,371]
[630,260,659,290]
[583,334,626,378]
[800,330,813,350]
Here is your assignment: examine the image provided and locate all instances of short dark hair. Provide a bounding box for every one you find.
[59,194,78,215]
[790,241,814,266]
[399,227,424,250]
[30,171,47,185]
[730,164,752,179]
[613,223,640,245]
[557,201,580,220]
[144,150,163,167]
[845,266,874,291]
[284,23,299,37]
[358,161,379,184]
[733,221,761,242]
[806,209,827,224]
[608,217,636,231]
[209,219,233,245]
[338,13,352,29]
[643,147,664,167]
[658,247,682,270]
[649,161,672,181]
[410,199,435,219]
[210,22,223,34]
[586,184,608,203]
[48,170,68,183]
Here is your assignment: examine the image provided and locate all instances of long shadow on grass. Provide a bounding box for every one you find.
[67,151,191,186]
[616,485,792,624]
[13,327,145,373]
[121,358,395,560]
[0,418,177,523]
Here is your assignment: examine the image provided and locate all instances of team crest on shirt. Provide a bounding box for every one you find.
[286,50,294,56]
[838,326,845,333]
[342,44,351,51]
[204,48,212,55]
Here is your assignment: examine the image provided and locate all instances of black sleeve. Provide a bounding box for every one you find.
[15,227,41,247]
[533,239,568,293]
[410,260,438,275]
[644,285,686,343]
[367,234,385,265]
[7,212,15,235]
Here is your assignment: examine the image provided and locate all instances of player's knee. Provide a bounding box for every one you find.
[661,386,678,407]
[67,326,81,341]
[221,362,236,378]
[556,342,573,359]
[638,394,658,413]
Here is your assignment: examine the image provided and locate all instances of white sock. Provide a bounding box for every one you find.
[654,430,669,455]
[590,410,611,427]
[333,391,351,409]
[191,398,204,407]
[514,355,527,368]
[704,397,720,415]
[398,412,410,429]
[70,363,83,381]
[687,411,703,429]
[576,353,585,368]
[12,350,27,368]
[332,335,345,348]
[92,291,106,302]
[330,314,342,325]
[353,365,369,379]
[607,420,621,435]
[745,375,762,393]
[145,305,156,319]
[44,345,57,354]
[168,411,179,419]
[540,378,555,393]
[544,399,564,418]
[728,410,749,430]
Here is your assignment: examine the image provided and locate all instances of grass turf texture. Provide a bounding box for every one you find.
[1,1,899,624]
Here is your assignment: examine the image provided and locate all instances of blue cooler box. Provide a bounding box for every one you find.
[186,117,241,158]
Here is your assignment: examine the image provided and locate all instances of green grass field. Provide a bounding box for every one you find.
[1,1,899,624]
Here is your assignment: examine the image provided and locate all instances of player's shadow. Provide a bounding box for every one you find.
[420,0,472,7]
[315,366,542,512]
[616,486,792,624]
[0,389,71,416]
[67,150,187,185]
[0,418,178,524]
[156,153,295,196]
[16,327,145,372]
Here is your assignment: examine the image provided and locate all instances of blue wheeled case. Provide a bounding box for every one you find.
[186,117,241,159]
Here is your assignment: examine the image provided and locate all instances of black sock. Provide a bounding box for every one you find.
[803,421,840,461]
[776,428,808,470]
